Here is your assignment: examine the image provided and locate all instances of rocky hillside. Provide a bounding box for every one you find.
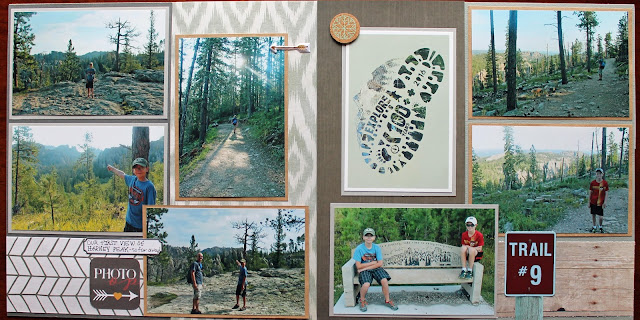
[12,69,164,116]
[147,268,306,316]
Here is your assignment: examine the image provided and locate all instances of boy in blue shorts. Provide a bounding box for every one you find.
[107,158,157,232]
[353,227,398,312]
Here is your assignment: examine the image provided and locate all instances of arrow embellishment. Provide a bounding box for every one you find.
[269,43,311,54]
[93,290,139,301]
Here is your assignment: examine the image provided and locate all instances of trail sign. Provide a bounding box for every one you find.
[505,232,556,296]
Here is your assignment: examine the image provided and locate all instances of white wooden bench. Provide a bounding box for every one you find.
[341,240,484,307]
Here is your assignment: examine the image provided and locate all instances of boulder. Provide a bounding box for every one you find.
[134,69,164,83]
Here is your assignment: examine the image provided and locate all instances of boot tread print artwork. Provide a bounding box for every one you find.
[343,28,455,196]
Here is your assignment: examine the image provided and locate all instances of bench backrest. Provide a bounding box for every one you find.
[352,240,462,268]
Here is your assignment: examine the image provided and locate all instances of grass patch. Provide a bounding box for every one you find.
[179,127,219,177]
[11,205,126,232]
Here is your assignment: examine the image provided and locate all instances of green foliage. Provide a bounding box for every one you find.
[616,13,628,63]
[333,207,496,305]
[502,127,520,190]
[143,10,160,69]
[179,127,218,177]
[59,40,82,82]
[12,201,126,231]
[13,12,37,91]
[248,108,285,161]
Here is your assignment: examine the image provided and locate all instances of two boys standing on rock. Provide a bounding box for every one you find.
[187,255,250,314]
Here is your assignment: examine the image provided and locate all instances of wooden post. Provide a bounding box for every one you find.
[515,296,543,320]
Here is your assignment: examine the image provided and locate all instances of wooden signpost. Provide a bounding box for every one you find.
[505,232,556,320]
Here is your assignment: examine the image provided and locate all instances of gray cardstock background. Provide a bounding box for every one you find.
[318,1,466,319]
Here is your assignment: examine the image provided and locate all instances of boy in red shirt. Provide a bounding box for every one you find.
[459,216,484,280]
[588,168,609,233]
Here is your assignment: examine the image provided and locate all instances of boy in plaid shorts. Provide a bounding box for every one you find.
[353,228,398,312]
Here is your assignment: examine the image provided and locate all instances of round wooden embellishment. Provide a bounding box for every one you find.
[330,13,360,44]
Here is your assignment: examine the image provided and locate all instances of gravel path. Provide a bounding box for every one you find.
[552,187,629,234]
[179,123,285,198]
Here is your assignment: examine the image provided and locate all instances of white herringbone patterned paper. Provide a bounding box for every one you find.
[6,236,144,316]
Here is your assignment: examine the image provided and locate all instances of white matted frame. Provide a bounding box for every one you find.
[329,203,498,318]
[7,123,168,235]
[341,28,456,196]
[8,3,171,120]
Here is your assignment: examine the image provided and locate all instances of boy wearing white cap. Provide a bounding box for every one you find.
[459,216,484,280]
[352,227,398,312]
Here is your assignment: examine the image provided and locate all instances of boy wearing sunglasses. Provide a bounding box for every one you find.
[459,216,484,280]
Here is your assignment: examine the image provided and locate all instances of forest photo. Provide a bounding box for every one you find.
[10,7,167,116]
[176,35,287,199]
[471,125,631,234]
[145,207,307,317]
[470,8,630,118]
[9,125,165,232]
[332,205,496,315]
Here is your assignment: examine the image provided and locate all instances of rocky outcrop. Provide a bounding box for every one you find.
[12,69,164,116]
[147,268,305,316]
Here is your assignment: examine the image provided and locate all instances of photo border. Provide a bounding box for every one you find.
[341,27,456,196]
[142,205,310,319]
[329,203,499,318]
[8,3,171,120]
[7,122,169,236]
[468,122,634,237]
[173,33,289,202]
[466,3,635,120]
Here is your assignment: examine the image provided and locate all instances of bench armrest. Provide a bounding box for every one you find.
[341,259,358,307]
[341,259,357,285]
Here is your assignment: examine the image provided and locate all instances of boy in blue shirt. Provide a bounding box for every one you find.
[233,258,248,311]
[107,158,156,232]
[352,228,398,312]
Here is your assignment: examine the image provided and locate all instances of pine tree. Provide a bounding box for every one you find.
[574,11,599,72]
[143,10,159,69]
[604,32,614,58]
[59,39,82,82]
[471,149,483,190]
[13,12,37,91]
[616,13,628,63]
[527,145,538,187]
[502,126,518,190]
[12,126,39,214]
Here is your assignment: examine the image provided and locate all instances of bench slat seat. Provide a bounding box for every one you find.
[341,240,484,307]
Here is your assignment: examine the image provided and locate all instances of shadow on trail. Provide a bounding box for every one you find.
[179,123,285,198]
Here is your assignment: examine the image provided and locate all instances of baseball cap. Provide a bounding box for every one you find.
[363,228,376,236]
[240,258,246,263]
[132,158,149,168]
[595,168,603,173]
[465,216,478,226]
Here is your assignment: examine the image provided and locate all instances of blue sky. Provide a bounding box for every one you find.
[472,125,626,154]
[20,7,167,55]
[158,208,306,251]
[471,9,628,53]
[16,125,165,151]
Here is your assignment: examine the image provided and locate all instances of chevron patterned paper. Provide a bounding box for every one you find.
[170,1,318,316]
[6,236,145,316]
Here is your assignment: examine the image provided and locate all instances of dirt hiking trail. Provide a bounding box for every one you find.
[476,58,629,118]
[179,123,285,198]
[553,187,629,234]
